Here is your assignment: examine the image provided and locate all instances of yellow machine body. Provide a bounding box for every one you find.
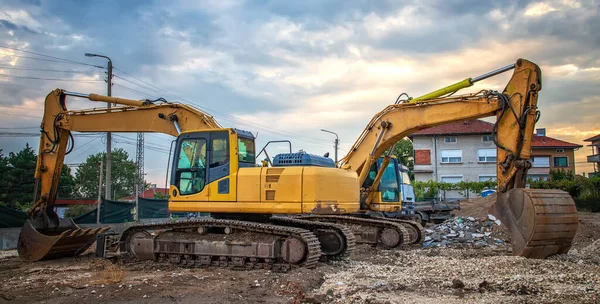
[167,129,359,214]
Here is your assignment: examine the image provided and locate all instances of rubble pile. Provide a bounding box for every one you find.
[422,215,509,249]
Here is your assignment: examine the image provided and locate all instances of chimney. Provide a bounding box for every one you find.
[536,128,546,136]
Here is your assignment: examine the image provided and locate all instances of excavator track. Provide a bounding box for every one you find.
[118,219,321,272]
[270,216,356,260]
[369,217,425,245]
[294,215,411,249]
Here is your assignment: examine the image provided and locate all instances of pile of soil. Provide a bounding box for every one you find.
[454,193,497,218]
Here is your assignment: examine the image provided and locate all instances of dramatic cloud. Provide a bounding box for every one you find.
[0,0,598,186]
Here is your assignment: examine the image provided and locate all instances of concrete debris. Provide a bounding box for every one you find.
[452,278,465,289]
[303,292,328,303]
[422,215,509,249]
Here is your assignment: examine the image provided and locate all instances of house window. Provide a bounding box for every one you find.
[479,175,497,182]
[478,148,497,162]
[553,156,568,167]
[441,175,463,184]
[556,149,564,153]
[531,156,550,168]
[482,135,493,142]
[445,136,457,143]
[441,149,462,163]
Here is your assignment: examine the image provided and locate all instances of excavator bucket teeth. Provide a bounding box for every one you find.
[17,218,102,262]
[489,188,578,259]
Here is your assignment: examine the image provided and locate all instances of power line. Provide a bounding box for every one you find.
[0,126,38,129]
[0,45,104,68]
[112,67,330,145]
[0,112,41,118]
[0,73,104,82]
[113,83,157,99]
[69,136,103,159]
[0,65,97,74]
[113,74,164,97]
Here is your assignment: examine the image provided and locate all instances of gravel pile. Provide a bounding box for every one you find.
[309,247,600,304]
[422,215,508,250]
[0,250,17,259]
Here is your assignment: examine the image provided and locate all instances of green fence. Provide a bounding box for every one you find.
[0,198,204,227]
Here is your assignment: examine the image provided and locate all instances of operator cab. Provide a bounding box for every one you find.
[170,128,256,197]
[362,158,402,204]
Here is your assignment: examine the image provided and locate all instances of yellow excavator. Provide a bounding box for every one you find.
[18,58,578,268]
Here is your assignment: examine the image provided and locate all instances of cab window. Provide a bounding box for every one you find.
[238,137,256,164]
[380,162,400,202]
[363,163,378,188]
[176,139,207,195]
[210,133,228,168]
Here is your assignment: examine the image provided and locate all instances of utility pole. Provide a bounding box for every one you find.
[135,184,139,222]
[96,161,103,224]
[85,52,113,200]
[320,129,339,164]
[136,132,144,196]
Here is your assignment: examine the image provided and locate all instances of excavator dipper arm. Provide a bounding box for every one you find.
[338,59,578,258]
[19,89,220,261]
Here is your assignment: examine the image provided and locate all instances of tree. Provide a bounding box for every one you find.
[0,149,9,207]
[74,148,145,200]
[154,191,168,199]
[3,145,37,210]
[549,168,575,181]
[391,138,414,180]
[64,204,92,218]
[58,165,76,198]
[0,145,76,210]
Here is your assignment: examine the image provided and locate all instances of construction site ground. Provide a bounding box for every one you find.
[1,211,599,304]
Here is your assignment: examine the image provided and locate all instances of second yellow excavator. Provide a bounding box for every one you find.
[18,58,578,268]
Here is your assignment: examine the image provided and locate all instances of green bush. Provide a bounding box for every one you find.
[64,204,93,218]
[574,197,600,212]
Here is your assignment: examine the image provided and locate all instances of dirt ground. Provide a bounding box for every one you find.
[1,212,599,304]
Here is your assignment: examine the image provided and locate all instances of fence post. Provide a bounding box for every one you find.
[135,184,139,222]
[96,161,103,224]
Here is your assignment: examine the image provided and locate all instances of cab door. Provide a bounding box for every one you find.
[206,131,233,201]
[171,132,210,201]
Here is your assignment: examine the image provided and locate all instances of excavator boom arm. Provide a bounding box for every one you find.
[340,59,540,195]
[32,89,221,218]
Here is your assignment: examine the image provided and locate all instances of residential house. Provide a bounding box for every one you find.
[410,120,498,189]
[584,134,600,177]
[409,120,582,199]
[528,128,582,180]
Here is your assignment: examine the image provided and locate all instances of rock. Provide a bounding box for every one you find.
[451,279,465,289]
[91,290,96,294]
[372,281,386,288]
[143,295,148,298]
[303,293,327,303]
[62,286,74,296]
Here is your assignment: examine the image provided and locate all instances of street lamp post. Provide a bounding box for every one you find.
[85,52,113,200]
[320,129,339,164]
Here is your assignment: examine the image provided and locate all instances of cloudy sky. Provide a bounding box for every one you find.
[0,0,598,188]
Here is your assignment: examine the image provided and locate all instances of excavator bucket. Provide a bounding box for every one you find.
[489,188,578,259]
[18,218,110,262]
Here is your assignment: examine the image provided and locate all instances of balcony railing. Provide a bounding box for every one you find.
[588,154,600,162]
